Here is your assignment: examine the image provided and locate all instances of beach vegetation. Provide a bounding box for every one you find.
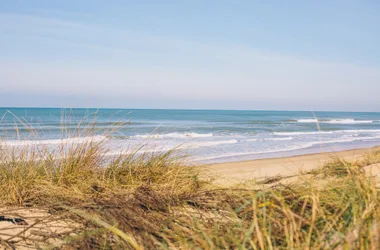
[0,124,379,249]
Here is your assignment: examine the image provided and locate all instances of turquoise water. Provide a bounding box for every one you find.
[1,108,380,163]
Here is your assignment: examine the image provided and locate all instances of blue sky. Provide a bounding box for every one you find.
[0,1,379,111]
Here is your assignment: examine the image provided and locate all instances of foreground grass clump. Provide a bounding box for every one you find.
[0,136,379,249]
[0,139,199,205]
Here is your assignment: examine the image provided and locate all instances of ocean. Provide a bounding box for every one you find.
[1,108,380,163]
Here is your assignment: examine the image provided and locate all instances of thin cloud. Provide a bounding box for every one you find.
[0,12,379,111]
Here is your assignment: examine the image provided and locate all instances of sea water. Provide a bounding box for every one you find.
[1,108,380,163]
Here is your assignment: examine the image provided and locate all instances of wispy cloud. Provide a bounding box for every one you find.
[0,12,379,111]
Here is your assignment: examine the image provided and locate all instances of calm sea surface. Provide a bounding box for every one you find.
[1,108,380,163]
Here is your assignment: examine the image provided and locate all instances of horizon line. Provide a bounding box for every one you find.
[0,106,379,114]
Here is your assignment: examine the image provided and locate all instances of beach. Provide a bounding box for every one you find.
[2,2,379,248]
[207,146,380,185]
[1,108,380,249]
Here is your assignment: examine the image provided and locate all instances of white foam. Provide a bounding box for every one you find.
[309,137,370,145]
[297,119,318,123]
[274,129,380,136]
[193,144,312,162]
[0,135,107,147]
[296,118,374,124]
[246,137,293,142]
[185,139,238,148]
[322,119,373,124]
[245,138,258,142]
[274,131,333,136]
[105,139,238,156]
[193,136,373,162]
[132,132,213,139]
[265,137,293,141]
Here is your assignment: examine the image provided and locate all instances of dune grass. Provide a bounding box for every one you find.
[0,127,379,249]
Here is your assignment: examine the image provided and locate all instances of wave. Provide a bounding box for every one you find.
[322,119,373,124]
[265,137,293,141]
[246,137,293,142]
[187,139,238,148]
[274,131,334,136]
[105,139,238,156]
[132,132,213,139]
[193,144,312,162]
[274,129,380,136]
[193,136,378,162]
[0,135,107,147]
[296,119,319,123]
[296,118,374,124]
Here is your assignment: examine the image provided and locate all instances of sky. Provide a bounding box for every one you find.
[0,1,379,111]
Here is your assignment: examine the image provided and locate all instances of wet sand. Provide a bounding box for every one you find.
[206,146,380,185]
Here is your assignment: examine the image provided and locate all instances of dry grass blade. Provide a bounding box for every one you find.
[60,205,142,250]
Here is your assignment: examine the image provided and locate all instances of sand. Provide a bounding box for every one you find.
[0,207,80,250]
[206,146,380,186]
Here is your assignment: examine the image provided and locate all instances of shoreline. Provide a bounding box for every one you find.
[197,140,380,164]
[206,145,380,185]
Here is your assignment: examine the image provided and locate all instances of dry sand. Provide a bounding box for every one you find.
[206,146,380,186]
[0,207,80,250]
